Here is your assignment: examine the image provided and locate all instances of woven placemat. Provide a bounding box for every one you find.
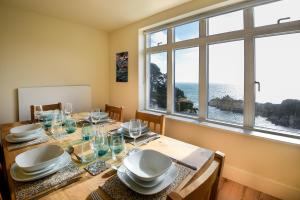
[7,131,49,151]
[101,163,193,200]
[125,132,160,145]
[15,161,84,200]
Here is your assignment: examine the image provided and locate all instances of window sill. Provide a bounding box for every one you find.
[142,110,300,146]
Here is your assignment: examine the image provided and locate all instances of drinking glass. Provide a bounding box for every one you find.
[51,119,64,139]
[92,128,109,157]
[65,118,77,134]
[90,108,101,124]
[41,112,53,129]
[129,119,142,152]
[82,123,93,141]
[64,103,73,117]
[33,105,43,123]
[109,132,126,168]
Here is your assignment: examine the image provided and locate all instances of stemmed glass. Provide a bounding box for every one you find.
[64,103,73,117]
[90,108,101,124]
[129,119,142,153]
[33,105,43,123]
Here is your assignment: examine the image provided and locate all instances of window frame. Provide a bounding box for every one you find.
[142,0,300,139]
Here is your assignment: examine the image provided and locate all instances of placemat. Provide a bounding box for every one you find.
[101,162,193,200]
[7,131,49,151]
[14,161,84,200]
[125,132,160,145]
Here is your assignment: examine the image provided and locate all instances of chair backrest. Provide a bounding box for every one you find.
[135,111,166,135]
[105,104,124,122]
[30,102,62,122]
[167,151,225,200]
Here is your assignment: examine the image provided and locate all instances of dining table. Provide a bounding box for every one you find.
[0,117,214,200]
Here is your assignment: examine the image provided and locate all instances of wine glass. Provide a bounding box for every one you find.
[64,103,73,117]
[90,108,101,124]
[33,105,43,123]
[129,119,142,153]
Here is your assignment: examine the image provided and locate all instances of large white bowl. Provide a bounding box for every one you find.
[15,145,65,172]
[123,149,172,182]
[10,124,42,138]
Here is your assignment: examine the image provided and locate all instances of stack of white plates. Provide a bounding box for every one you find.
[118,149,177,195]
[10,145,71,182]
[119,122,149,138]
[5,124,44,143]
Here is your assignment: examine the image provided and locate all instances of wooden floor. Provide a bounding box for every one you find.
[218,179,280,200]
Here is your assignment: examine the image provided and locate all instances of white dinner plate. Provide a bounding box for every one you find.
[22,163,57,176]
[10,124,42,138]
[118,164,177,195]
[10,152,71,182]
[5,130,44,143]
[125,168,164,188]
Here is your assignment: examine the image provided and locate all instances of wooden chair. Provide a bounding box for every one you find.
[30,102,62,122]
[135,111,166,135]
[105,104,124,122]
[167,151,225,200]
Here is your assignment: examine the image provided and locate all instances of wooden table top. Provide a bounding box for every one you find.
[1,121,213,200]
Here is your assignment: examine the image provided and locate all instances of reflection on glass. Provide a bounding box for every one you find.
[208,10,243,35]
[208,40,244,124]
[150,29,167,47]
[255,33,300,133]
[174,21,199,42]
[254,0,300,27]
[174,47,199,115]
[149,52,167,111]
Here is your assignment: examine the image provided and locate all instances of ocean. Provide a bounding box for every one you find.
[175,82,299,133]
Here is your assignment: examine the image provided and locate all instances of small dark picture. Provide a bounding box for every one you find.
[116,51,128,82]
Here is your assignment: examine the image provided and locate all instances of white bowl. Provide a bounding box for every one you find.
[123,149,172,182]
[10,124,42,138]
[15,145,65,172]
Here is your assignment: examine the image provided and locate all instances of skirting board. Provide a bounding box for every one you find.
[223,164,300,200]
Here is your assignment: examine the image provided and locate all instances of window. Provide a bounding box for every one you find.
[208,40,244,124]
[255,33,300,132]
[174,47,199,115]
[144,0,300,137]
[149,30,167,47]
[208,10,243,35]
[174,21,199,42]
[149,52,167,111]
[254,0,300,27]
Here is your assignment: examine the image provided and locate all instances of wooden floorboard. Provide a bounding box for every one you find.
[217,178,280,200]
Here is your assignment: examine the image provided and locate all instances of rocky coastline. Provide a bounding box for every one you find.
[209,95,300,129]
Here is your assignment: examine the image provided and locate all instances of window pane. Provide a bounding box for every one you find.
[174,47,199,115]
[208,10,243,35]
[150,30,167,47]
[254,0,300,27]
[149,52,167,111]
[208,40,244,124]
[255,33,300,133]
[174,21,199,42]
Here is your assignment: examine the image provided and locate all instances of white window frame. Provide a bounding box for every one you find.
[143,0,300,139]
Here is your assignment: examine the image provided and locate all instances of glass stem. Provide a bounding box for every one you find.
[134,137,136,148]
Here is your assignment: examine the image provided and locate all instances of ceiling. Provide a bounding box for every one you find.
[0,0,192,31]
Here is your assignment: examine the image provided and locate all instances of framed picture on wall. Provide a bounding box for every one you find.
[116,51,128,82]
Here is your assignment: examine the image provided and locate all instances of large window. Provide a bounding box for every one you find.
[144,0,300,137]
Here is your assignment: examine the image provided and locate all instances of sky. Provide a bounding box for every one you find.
[149,0,300,103]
